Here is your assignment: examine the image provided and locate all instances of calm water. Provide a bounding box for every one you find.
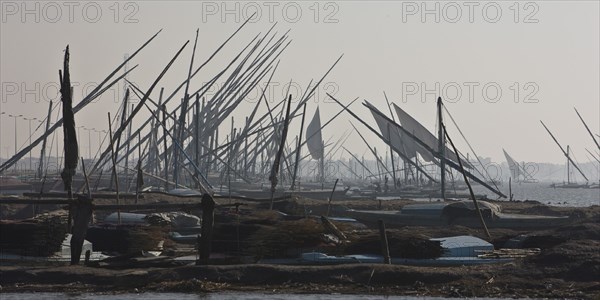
[0,293,519,300]
[470,182,599,207]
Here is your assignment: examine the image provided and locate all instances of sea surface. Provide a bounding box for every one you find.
[0,293,523,300]
[470,182,599,207]
[376,182,599,207]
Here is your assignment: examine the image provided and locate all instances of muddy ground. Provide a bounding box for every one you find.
[1,195,599,298]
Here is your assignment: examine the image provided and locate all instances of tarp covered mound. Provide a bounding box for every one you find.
[343,230,444,259]
[0,213,67,256]
[85,224,166,253]
[442,201,501,220]
[144,212,201,228]
[247,218,327,258]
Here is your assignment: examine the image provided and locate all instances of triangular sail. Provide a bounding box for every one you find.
[306,107,325,160]
[392,103,472,168]
[502,149,522,179]
[366,102,418,159]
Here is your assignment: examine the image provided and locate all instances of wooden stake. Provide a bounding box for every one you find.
[81,157,91,199]
[509,177,513,201]
[378,220,391,264]
[321,215,347,243]
[443,123,491,240]
[326,178,339,217]
[70,195,93,265]
[197,193,216,265]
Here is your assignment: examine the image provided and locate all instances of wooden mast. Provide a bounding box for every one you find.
[37,100,53,179]
[269,95,292,210]
[540,120,589,182]
[437,97,446,200]
[574,107,600,151]
[567,145,570,184]
[291,103,307,190]
[327,94,437,183]
[353,97,506,198]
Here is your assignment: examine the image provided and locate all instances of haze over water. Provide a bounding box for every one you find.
[472,182,599,207]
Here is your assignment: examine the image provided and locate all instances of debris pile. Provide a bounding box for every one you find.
[0,213,67,256]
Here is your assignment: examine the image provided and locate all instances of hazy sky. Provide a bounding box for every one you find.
[1,1,599,165]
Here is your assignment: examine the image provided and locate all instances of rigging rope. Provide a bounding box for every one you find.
[442,104,502,194]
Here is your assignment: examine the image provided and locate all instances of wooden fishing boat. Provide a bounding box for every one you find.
[230,187,349,200]
[345,200,571,229]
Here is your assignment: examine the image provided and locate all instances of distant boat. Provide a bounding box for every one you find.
[549,182,590,189]
[230,187,349,201]
[540,121,590,189]
[503,149,538,183]
[548,145,589,189]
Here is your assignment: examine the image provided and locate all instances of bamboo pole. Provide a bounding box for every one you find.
[326,178,339,217]
[0,28,159,173]
[442,124,491,240]
[107,112,121,225]
[378,220,391,264]
[37,100,53,179]
[290,103,306,190]
[574,107,600,151]
[437,97,446,200]
[356,97,507,198]
[269,95,292,210]
[509,177,513,201]
[81,157,91,200]
[328,94,437,183]
[540,121,589,182]
[88,40,190,187]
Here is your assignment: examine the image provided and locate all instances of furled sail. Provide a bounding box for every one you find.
[503,149,522,179]
[392,103,472,168]
[60,45,79,195]
[306,107,325,160]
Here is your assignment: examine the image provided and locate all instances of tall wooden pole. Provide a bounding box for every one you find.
[443,123,491,239]
[38,100,53,179]
[574,107,600,150]
[437,97,446,200]
[107,112,121,225]
[540,121,589,182]
[378,220,391,264]
[197,193,215,265]
[269,95,292,210]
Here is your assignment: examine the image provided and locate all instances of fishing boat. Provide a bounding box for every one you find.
[547,144,590,189]
[230,186,349,200]
[263,235,512,266]
[541,122,591,189]
[344,200,571,229]
[503,149,538,183]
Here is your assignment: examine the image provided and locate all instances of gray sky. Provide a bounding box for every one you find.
[1,0,599,165]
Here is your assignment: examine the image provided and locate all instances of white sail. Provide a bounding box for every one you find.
[392,103,472,168]
[306,107,325,160]
[366,102,417,159]
[503,149,522,179]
